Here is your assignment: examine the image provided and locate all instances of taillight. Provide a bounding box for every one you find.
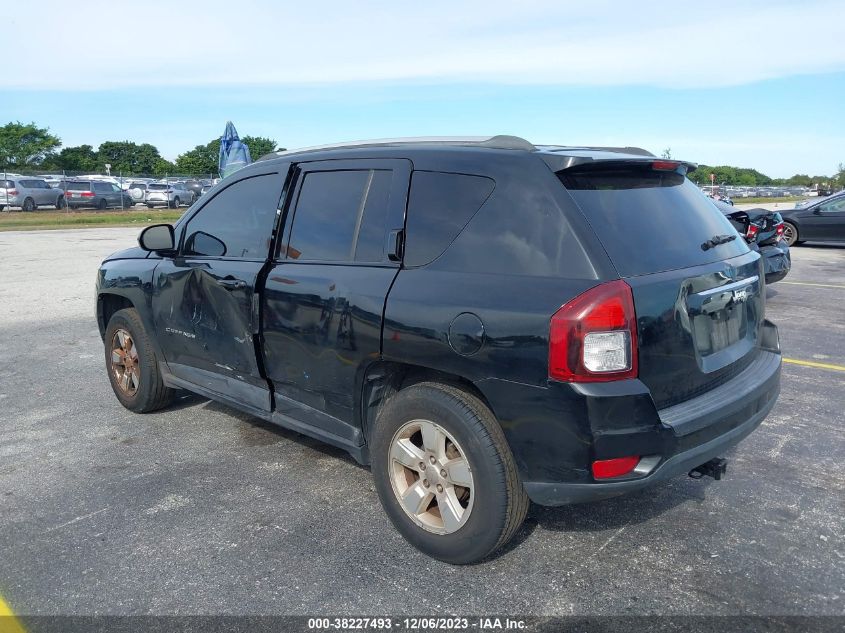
[775,222,785,242]
[549,279,638,383]
[592,456,640,479]
[5,189,18,195]
[745,223,759,241]
[81,191,95,197]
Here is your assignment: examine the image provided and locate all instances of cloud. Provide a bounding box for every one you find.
[8,0,845,90]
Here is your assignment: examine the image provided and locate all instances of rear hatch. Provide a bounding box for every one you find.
[146,183,170,200]
[558,161,764,409]
[65,181,94,199]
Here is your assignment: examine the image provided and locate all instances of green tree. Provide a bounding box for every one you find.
[242,135,278,159]
[835,163,845,189]
[50,144,99,172]
[174,139,220,176]
[660,147,672,159]
[174,135,279,176]
[97,141,169,175]
[0,121,61,168]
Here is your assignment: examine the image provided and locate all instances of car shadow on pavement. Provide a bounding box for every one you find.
[201,399,366,468]
[496,481,714,558]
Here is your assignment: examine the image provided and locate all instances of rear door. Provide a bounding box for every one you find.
[150,169,287,411]
[558,161,763,409]
[262,159,410,444]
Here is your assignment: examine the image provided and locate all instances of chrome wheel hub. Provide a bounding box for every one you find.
[388,419,474,535]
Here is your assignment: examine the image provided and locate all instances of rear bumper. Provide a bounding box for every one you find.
[521,325,781,506]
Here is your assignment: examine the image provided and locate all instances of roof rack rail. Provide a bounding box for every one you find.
[256,135,536,161]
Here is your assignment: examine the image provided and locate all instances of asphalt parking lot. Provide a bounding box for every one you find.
[0,228,843,620]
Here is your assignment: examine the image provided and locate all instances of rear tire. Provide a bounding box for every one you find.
[782,221,800,246]
[104,308,174,413]
[56,195,66,209]
[371,382,528,564]
[146,204,154,209]
[22,197,36,212]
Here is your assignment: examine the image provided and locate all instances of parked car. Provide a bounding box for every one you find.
[183,180,205,200]
[144,182,194,208]
[96,137,781,564]
[65,180,133,209]
[0,177,66,211]
[127,182,149,204]
[712,200,791,283]
[779,192,845,246]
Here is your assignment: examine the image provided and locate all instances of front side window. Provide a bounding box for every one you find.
[287,169,392,262]
[183,173,281,259]
[820,198,845,213]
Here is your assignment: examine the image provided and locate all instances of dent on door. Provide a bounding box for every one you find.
[152,260,262,385]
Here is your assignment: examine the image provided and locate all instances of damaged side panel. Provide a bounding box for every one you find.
[150,258,272,411]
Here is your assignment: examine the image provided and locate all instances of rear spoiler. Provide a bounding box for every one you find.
[541,153,698,175]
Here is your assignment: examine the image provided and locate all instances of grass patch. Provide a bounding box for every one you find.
[734,196,806,205]
[0,209,184,231]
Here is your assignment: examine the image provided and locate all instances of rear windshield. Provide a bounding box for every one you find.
[1,180,15,188]
[148,183,169,190]
[558,164,749,277]
[67,182,92,191]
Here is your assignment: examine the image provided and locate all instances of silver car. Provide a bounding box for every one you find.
[144,182,194,208]
[0,177,66,211]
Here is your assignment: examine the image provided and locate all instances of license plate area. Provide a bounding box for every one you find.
[685,275,761,372]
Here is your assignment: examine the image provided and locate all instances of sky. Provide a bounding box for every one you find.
[4,0,845,177]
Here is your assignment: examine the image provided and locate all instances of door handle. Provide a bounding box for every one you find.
[217,278,247,290]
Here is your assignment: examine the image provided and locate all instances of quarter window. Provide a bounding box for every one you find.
[183,174,281,259]
[287,169,392,263]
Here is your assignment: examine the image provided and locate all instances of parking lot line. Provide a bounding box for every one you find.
[0,595,25,633]
[783,357,845,372]
[779,281,845,289]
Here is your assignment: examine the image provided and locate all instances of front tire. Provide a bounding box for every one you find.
[371,382,528,564]
[104,308,174,413]
[98,198,107,210]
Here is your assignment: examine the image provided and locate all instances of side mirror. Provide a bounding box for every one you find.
[185,231,227,257]
[139,224,175,252]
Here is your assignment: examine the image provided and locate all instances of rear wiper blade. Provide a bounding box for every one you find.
[701,233,737,251]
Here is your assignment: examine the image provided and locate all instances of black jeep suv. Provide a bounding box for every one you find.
[96,136,781,564]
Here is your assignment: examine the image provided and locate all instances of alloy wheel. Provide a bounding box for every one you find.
[388,419,474,534]
[110,328,140,396]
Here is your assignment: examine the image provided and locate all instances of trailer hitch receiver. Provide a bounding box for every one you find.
[689,457,728,481]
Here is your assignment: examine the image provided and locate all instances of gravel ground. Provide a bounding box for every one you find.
[0,228,842,620]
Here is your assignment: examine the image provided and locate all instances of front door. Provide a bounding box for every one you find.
[262,159,410,444]
[151,169,288,411]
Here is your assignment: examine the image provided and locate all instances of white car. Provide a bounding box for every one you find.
[144,182,194,208]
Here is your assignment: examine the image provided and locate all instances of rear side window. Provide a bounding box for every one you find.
[93,182,110,193]
[20,180,38,188]
[559,164,749,277]
[404,171,495,267]
[183,173,281,259]
[287,169,392,263]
